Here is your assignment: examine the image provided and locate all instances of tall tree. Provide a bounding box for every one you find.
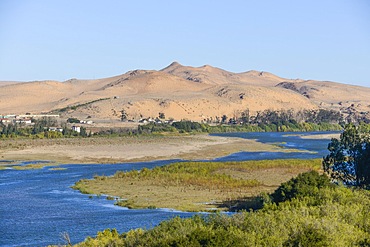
[323,124,370,188]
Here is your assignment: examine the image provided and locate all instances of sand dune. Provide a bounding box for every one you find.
[0,62,369,122]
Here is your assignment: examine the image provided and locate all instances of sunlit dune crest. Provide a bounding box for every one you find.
[1,62,369,122]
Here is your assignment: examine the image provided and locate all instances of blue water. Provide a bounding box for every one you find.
[0,132,337,246]
[211,131,336,161]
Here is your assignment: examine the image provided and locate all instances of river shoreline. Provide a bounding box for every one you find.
[0,134,287,165]
[1,131,335,246]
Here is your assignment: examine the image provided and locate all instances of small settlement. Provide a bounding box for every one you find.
[0,114,94,134]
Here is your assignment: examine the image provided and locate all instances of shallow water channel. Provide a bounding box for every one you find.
[0,131,338,246]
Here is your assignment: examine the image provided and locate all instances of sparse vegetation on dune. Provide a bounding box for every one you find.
[50,98,110,114]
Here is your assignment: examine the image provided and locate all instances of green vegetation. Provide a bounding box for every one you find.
[66,125,370,247]
[270,170,333,204]
[72,159,321,212]
[0,108,358,140]
[208,108,345,126]
[67,117,80,123]
[0,117,88,139]
[62,123,370,246]
[137,120,342,135]
[75,172,370,247]
[134,109,347,135]
[324,123,370,188]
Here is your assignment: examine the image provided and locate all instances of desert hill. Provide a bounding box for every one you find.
[161,61,299,86]
[0,62,369,123]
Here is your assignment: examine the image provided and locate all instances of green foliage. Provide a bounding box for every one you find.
[80,127,88,137]
[271,171,332,204]
[0,117,90,139]
[78,228,124,247]
[45,131,63,138]
[67,117,80,123]
[139,120,342,135]
[323,123,370,188]
[250,109,343,126]
[76,176,370,247]
[172,121,205,132]
[0,123,19,136]
[283,225,330,247]
[138,122,176,134]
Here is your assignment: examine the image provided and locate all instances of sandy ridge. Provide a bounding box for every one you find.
[1,62,369,123]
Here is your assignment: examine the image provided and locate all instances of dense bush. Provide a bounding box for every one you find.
[73,170,370,246]
[138,122,176,134]
[172,121,207,132]
[76,183,370,247]
[67,117,80,123]
[270,170,332,204]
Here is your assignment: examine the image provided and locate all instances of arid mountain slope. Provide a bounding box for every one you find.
[276,80,370,113]
[161,62,300,86]
[0,62,369,122]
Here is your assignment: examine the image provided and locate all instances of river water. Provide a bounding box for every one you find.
[0,132,338,246]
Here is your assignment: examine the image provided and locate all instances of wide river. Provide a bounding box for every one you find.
[0,131,338,246]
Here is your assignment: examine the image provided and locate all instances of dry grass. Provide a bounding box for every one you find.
[73,159,321,212]
[12,162,57,170]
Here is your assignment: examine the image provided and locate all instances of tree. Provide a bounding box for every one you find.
[240,109,250,124]
[271,171,331,204]
[221,115,228,124]
[323,123,370,188]
[120,110,127,122]
[67,117,80,124]
[80,127,87,137]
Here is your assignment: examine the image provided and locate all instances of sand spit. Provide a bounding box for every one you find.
[0,135,282,164]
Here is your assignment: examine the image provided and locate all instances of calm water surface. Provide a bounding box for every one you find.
[212,131,336,161]
[0,132,337,246]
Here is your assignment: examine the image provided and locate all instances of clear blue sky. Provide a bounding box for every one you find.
[0,0,369,87]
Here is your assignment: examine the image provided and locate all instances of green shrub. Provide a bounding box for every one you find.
[283,225,330,247]
[270,170,332,204]
[75,181,370,247]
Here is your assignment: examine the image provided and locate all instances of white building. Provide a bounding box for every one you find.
[72,126,81,133]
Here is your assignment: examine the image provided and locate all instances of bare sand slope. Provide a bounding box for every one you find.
[0,62,369,122]
[276,80,370,112]
[161,61,296,86]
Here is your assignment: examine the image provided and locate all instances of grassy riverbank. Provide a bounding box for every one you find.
[72,159,321,212]
[74,184,370,247]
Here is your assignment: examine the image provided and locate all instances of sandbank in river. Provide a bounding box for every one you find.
[0,134,285,164]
